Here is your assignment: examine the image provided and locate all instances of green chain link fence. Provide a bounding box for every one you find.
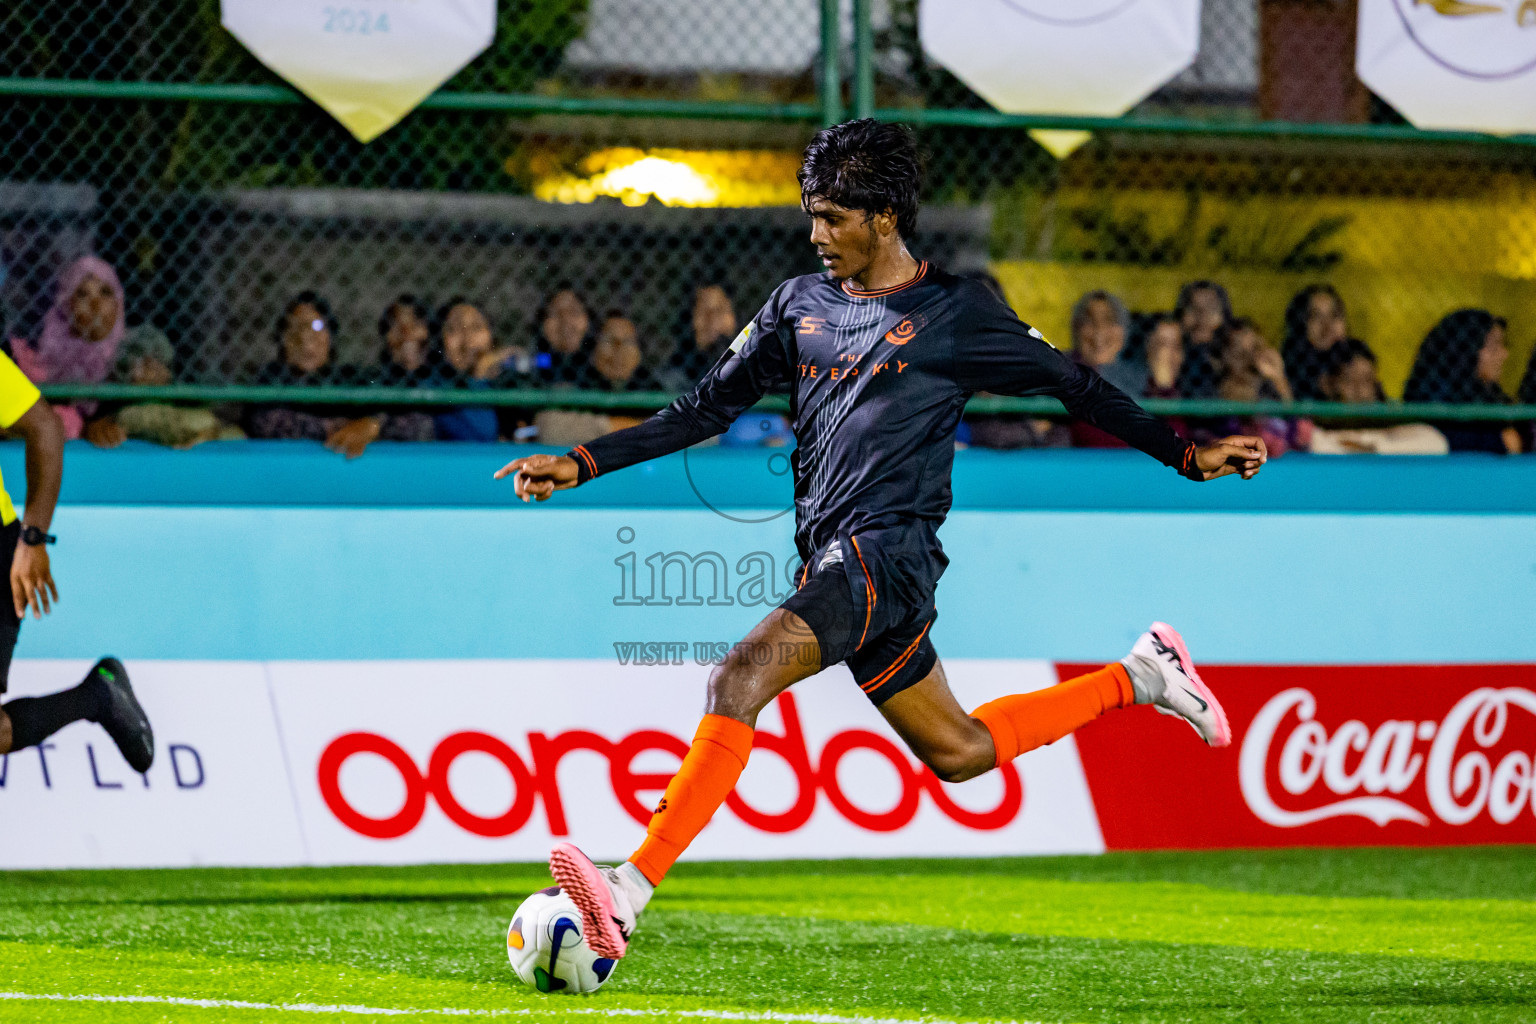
[2,0,1534,438]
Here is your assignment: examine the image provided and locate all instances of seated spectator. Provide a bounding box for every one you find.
[1309,341,1448,455]
[376,295,434,385]
[1068,290,1152,449]
[323,296,439,458]
[245,291,369,444]
[1069,290,1145,395]
[532,285,593,387]
[1217,318,1293,403]
[115,324,175,386]
[1282,284,1370,401]
[658,284,737,391]
[1193,318,1306,456]
[90,325,245,449]
[10,255,126,443]
[1404,309,1522,454]
[589,311,655,392]
[430,297,523,442]
[1173,280,1234,397]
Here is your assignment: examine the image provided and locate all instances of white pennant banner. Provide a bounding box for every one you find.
[222,0,496,143]
[920,0,1201,151]
[1357,0,1536,135]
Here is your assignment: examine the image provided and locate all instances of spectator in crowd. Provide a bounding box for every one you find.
[245,291,374,446]
[1069,290,1145,395]
[1309,340,1448,455]
[532,285,593,387]
[1067,290,1146,449]
[10,255,128,443]
[1404,309,1522,454]
[83,324,245,450]
[1281,284,1365,401]
[1194,317,1306,456]
[1173,279,1234,397]
[589,311,655,392]
[376,294,433,385]
[319,296,439,458]
[430,297,521,442]
[1142,315,1184,400]
[657,284,737,391]
[1217,318,1293,404]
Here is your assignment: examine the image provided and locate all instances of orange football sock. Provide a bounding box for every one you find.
[972,663,1134,767]
[629,714,754,886]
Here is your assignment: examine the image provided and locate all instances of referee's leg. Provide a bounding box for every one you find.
[0,521,154,769]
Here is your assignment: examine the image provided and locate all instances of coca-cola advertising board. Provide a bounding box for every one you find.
[1072,663,1536,848]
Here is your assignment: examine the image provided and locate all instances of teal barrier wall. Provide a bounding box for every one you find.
[0,443,1531,665]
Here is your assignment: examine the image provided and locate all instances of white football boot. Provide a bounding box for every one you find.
[548,843,653,959]
[1121,622,1232,747]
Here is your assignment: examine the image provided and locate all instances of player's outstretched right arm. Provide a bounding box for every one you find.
[495,286,795,501]
[494,453,579,503]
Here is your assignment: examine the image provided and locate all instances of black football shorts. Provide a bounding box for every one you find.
[779,540,938,706]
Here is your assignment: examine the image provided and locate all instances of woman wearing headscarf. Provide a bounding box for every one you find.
[1173,279,1235,398]
[11,255,126,443]
[1281,284,1373,401]
[1404,309,1521,454]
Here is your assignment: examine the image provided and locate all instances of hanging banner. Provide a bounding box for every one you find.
[221,0,496,143]
[1356,0,1536,135]
[919,0,1202,156]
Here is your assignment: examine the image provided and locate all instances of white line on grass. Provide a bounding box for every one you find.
[0,991,1044,1024]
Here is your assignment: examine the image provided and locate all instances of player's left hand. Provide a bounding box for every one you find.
[11,541,58,619]
[1194,435,1267,481]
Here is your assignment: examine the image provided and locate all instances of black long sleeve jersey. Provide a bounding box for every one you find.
[567,263,1197,592]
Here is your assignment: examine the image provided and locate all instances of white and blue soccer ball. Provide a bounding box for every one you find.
[507,885,618,994]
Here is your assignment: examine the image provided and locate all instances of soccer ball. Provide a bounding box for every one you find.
[507,885,618,994]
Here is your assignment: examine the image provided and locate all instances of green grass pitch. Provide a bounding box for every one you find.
[0,848,1532,1023]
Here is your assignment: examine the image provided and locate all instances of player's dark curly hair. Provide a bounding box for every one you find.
[799,118,922,240]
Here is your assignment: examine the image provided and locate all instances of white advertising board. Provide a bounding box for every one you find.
[0,659,1103,869]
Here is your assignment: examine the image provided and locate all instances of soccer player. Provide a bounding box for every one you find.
[0,349,153,774]
[495,120,1265,960]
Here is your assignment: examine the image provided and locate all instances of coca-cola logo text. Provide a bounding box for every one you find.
[1240,687,1536,829]
[318,693,1022,839]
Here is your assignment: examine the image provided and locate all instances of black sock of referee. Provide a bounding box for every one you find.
[2,680,106,751]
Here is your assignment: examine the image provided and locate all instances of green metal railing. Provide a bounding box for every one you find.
[39,384,1534,424]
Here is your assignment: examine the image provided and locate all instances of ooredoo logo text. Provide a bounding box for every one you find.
[317,693,1023,840]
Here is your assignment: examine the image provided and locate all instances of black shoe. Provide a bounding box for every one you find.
[86,657,154,773]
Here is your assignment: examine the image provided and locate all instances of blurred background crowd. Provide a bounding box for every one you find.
[7,253,1532,457]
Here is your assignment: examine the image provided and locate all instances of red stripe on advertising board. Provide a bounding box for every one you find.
[1063,663,1536,850]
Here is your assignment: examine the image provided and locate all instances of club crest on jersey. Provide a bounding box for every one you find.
[884,311,926,346]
